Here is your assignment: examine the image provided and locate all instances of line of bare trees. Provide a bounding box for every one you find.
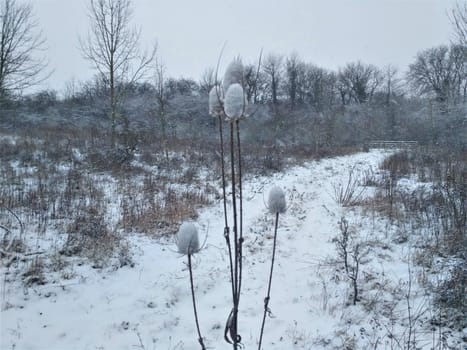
[1,0,466,150]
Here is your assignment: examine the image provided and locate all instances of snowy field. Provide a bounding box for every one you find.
[1,149,453,349]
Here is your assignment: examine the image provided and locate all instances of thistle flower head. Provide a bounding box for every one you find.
[268,186,286,214]
[209,86,224,116]
[176,222,200,255]
[224,83,246,120]
[222,57,244,93]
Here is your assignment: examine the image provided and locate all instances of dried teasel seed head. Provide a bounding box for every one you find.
[222,57,244,93]
[224,83,246,120]
[176,222,200,255]
[268,186,286,214]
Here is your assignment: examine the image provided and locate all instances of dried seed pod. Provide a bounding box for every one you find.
[224,83,245,120]
[268,186,286,214]
[176,222,200,255]
[222,58,244,93]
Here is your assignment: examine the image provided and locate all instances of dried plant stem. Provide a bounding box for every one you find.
[218,115,228,229]
[229,121,240,349]
[218,115,235,302]
[188,253,206,350]
[258,212,280,350]
[236,119,244,303]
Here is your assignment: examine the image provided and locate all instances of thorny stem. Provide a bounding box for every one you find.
[218,115,236,302]
[230,121,239,349]
[225,227,236,306]
[258,212,280,350]
[188,254,206,350]
[236,119,244,303]
[218,115,229,229]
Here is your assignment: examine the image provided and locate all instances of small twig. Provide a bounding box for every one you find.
[133,328,146,350]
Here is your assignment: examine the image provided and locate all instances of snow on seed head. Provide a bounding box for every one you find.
[209,86,223,116]
[222,57,244,93]
[268,186,286,214]
[176,222,200,255]
[224,83,245,120]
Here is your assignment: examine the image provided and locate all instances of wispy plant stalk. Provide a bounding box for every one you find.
[258,211,280,350]
[188,253,206,350]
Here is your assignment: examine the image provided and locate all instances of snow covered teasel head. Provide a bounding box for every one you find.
[209,86,224,116]
[222,57,244,93]
[176,222,200,255]
[267,186,286,214]
[224,83,247,120]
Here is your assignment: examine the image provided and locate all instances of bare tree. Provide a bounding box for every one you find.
[284,52,304,109]
[450,2,467,46]
[262,53,282,105]
[337,61,383,105]
[302,63,337,112]
[153,58,170,161]
[382,65,403,138]
[199,67,217,94]
[407,45,466,107]
[0,0,48,98]
[243,63,258,103]
[80,0,156,139]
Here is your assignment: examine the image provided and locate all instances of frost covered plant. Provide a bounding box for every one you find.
[258,186,287,350]
[207,56,250,348]
[222,57,244,93]
[176,223,206,350]
[220,58,248,348]
[176,222,200,255]
[267,186,287,214]
[224,83,246,120]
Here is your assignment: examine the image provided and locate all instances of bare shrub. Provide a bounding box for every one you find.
[372,147,466,332]
[22,256,47,286]
[332,166,365,206]
[380,151,411,179]
[120,180,214,235]
[333,217,351,274]
[61,205,119,267]
[434,262,466,329]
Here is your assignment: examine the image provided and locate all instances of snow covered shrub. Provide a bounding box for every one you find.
[268,186,287,214]
[176,222,200,255]
[332,166,365,207]
[62,205,119,267]
[23,256,47,286]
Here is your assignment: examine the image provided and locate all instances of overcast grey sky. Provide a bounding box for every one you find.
[33,0,459,92]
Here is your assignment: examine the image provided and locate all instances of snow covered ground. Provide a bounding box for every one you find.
[1,149,444,349]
